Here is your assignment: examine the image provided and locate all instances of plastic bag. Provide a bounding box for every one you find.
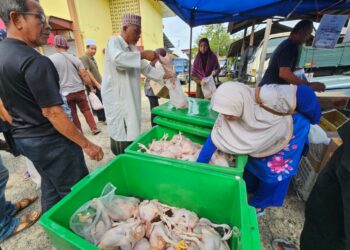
[201,76,216,99]
[69,183,139,245]
[99,183,140,222]
[70,197,112,245]
[88,92,103,110]
[165,78,188,109]
[308,124,330,144]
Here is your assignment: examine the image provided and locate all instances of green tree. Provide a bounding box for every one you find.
[194,24,232,57]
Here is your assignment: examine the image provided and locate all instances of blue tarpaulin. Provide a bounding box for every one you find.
[161,0,350,27]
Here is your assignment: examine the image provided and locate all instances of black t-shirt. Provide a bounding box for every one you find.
[0,38,63,138]
[259,38,299,86]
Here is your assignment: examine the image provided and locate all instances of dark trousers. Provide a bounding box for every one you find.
[300,145,350,250]
[87,88,106,122]
[14,134,89,212]
[110,138,132,156]
[147,96,159,127]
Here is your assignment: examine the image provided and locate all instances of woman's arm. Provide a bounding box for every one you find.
[197,134,217,163]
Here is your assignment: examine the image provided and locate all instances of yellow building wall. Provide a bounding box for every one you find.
[139,0,163,50]
[75,0,113,70]
[40,0,71,20]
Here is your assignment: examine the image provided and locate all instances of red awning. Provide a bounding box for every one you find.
[48,16,73,31]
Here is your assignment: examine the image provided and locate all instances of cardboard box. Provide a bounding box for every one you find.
[307,137,342,173]
[318,137,343,172]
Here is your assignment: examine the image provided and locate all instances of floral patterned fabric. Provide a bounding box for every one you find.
[246,113,310,183]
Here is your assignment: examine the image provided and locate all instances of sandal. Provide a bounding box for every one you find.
[272,239,298,250]
[11,210,41,237]
[15,195,38,214]
[92,129,101,135]
[256,208,265,217]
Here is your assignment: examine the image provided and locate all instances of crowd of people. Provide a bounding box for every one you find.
[0,1,349,249]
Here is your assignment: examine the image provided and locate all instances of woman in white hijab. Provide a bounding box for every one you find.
[197,81,321,215]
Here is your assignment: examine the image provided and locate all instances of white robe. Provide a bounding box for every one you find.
[102,35,164,141]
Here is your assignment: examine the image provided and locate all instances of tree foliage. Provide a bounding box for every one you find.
[193,24,232,57]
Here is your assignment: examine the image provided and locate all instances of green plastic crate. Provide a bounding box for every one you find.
[125,125,247,177]
[40,155,260,250]
[154,116,212,138]
[152,98,218,128]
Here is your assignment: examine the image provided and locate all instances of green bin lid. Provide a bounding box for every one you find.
[153,117,211,138]
[152,98,218,128]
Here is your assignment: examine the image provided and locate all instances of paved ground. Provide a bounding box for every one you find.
[0,93,305,250]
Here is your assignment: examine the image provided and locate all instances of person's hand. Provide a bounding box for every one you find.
[82,141,104,161]
[211,70,217,76]
[308,82,326,92]
[200,79,207,86]
[141,50,158,61]
[163,68,176,79]
[90,87,96,93]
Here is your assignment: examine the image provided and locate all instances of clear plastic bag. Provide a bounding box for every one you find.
[165,78,188,109]
[201,76,216,99]
[99,183,140,222]
[70,183,140,245]
[70,197,112,245]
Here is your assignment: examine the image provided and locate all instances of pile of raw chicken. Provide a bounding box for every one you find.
[70,184,236,250]
[138,133,233,167]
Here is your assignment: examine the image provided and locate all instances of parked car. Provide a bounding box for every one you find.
[218,59,227,77]
[172,57,189,85]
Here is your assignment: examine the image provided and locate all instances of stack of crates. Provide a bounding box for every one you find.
[127,97,248,176]
[39,98,261,249]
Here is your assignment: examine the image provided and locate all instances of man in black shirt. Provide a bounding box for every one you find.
[0,0,104,220]
[259,20,325,92]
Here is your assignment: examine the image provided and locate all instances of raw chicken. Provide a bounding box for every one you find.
[171,208,199,232]
[98,218,145,250]
[149,222,178,250]
[103,196,140,222]
[71,184,234,250]
[138,133,232,167]
[134,238,151,250]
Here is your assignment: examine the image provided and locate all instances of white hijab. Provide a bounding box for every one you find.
[211,82,296,158]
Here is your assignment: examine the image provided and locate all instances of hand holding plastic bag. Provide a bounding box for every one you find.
[201,76,216,99]
[88,92,103,110]
[158,55,176,79]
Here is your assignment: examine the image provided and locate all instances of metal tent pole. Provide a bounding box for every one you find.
[188,26,193,95]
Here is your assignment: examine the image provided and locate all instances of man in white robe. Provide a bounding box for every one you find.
[102,13,171,155]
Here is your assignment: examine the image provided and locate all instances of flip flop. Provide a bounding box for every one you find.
[15,195,39,214]
[256,208,265,217]
[11,210,41,237]
[272,239,298,250]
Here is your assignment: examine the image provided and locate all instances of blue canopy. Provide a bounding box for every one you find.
[161,0,350,27]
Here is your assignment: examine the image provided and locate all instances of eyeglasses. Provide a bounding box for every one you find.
[17,12,46,24]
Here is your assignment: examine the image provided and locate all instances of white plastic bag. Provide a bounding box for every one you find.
[308,124,330,144]
[165,78,188,109]
[88,92,103,110]
[201,76,216,99]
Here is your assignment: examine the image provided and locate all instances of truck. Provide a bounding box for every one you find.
[245,32,350,85]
